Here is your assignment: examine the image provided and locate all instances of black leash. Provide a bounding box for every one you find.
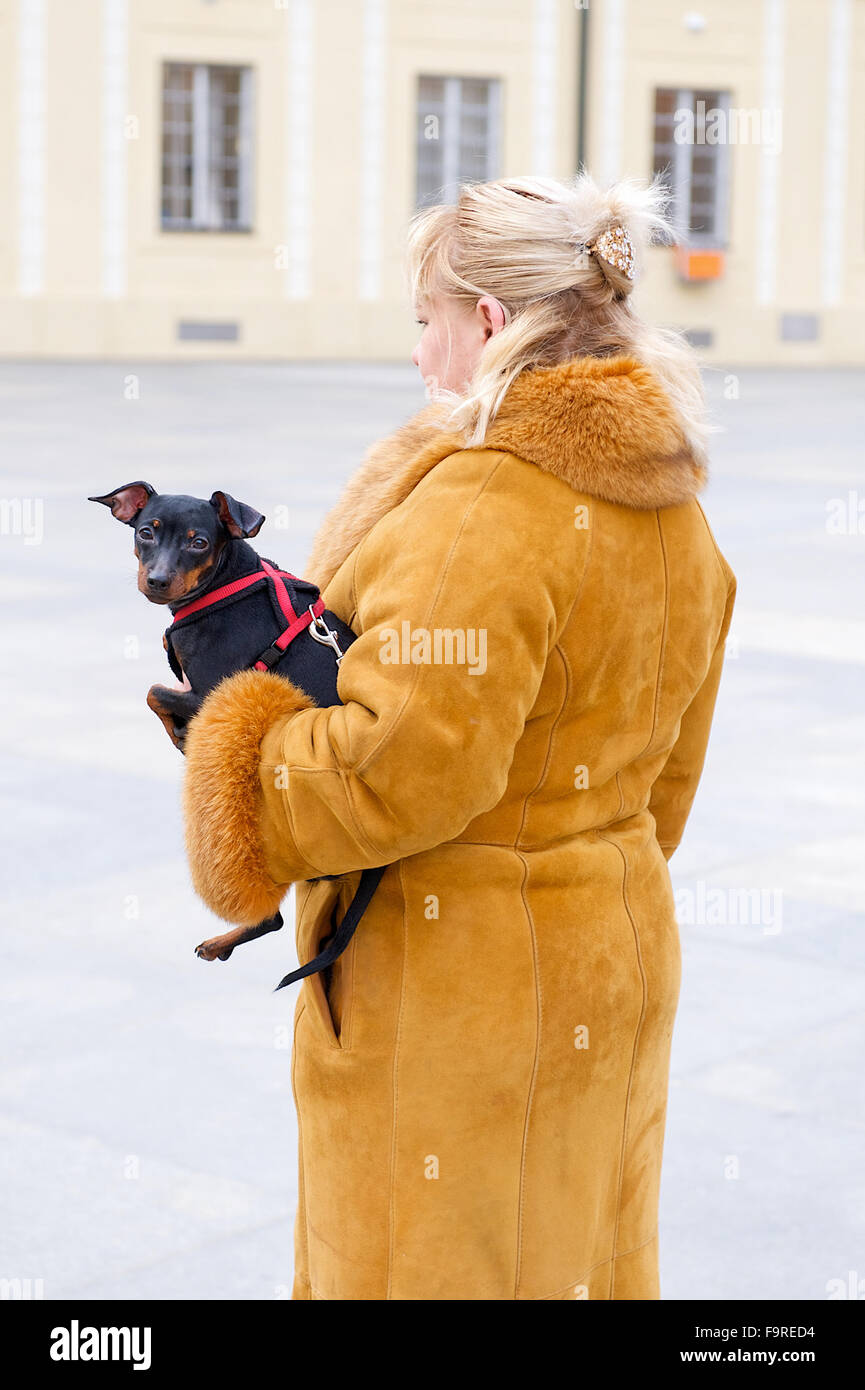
[274,864,387,991]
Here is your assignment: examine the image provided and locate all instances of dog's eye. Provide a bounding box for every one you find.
[191,537,209,550]
[138,527,154,541]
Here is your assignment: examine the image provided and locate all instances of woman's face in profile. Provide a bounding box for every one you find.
[412,293,505,397]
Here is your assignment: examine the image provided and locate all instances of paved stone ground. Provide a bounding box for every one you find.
[0,362,862,1302]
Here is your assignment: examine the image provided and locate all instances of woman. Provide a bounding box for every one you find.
[181,172,736,1301]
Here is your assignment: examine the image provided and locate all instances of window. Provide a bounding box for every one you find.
[416,75,502,208]
[161,62,254,231]
[652,88,731,246]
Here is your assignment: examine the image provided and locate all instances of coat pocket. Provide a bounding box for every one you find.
[294,877,357,1050]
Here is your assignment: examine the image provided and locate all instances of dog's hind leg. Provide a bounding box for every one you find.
[195,911,284,962]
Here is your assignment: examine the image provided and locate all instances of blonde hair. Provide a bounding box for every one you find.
[406,171,713,462]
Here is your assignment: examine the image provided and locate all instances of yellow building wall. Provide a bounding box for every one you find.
[606,0,865,363]
[0,0,862,363]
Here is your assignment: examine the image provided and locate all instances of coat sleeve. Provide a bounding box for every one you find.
[648,560,737,861]
[181,450,587,925]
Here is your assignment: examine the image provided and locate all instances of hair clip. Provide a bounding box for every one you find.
[583,224,636,281]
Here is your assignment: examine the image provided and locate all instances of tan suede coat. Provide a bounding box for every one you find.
[181,353,736,1301]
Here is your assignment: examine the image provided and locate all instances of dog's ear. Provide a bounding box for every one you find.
[209,490,265,539]
[88,482,156,525]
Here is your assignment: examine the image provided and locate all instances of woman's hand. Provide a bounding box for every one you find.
[146,671,204,754]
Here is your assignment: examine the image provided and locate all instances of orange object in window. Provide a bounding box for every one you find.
[673,246,725,280]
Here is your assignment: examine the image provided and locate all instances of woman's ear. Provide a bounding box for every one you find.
[476,295,506,341]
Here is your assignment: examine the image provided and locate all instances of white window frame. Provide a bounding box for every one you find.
[654,87,731,248]
[416,75,502,208]
[162,62,254,232]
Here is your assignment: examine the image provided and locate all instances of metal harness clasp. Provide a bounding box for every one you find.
[307,605,346,666]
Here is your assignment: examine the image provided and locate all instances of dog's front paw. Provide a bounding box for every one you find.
[147,684,203,753]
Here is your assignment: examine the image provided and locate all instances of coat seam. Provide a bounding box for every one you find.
[339,766,386,863]
[386,856,410,1301]
[341,878,357,1051]
[348,546,360,618]
[514,503,594,848]
[513,636,570,1295]
[354,452,510,779]
[612,509,668,840]
[336,439,465,606]
[512,505,593,1296]
[534,1232,659,1300]
[270,761,332,878]
[298,883,350,1051]
[597,830,648,1300]
[514,646,567,846]
[647,510,671,753]
[292,1001,310,1290]
[694,497,735,590]
[513,846,539,1299]
[451,823,644,850]
[273,764,385,868]
[296,1231,658,1302]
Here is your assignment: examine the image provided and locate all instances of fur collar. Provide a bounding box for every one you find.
[305,353,708,592]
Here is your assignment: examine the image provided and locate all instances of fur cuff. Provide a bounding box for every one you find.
[182,669,317,925]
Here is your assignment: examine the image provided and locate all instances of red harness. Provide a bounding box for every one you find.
[171,558,327,672]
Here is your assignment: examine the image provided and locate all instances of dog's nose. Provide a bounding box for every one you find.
[147,575,170,592]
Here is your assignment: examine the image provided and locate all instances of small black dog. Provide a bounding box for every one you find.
[89,480,381,982]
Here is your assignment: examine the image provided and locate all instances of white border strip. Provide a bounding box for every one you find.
[821,0,851,306]
[358,0,386,302]
[532,0,557,177]
[284,0,313,299]
[18,0,44,296]
[102,0,127,298]
[599,0,625,187]
[755,0,784,307]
